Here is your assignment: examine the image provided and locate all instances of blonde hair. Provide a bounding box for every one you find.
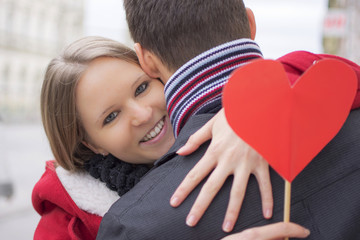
[41,36,139,171]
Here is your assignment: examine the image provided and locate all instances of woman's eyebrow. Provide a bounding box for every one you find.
[132,73,147,88]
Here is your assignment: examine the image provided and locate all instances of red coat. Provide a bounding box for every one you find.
[32,161,119,240]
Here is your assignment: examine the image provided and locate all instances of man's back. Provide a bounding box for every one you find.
[97,109,360,240]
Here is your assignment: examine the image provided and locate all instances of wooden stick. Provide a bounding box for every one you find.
[284,180,291,240]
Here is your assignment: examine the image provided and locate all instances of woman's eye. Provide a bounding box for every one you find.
[104,111,118,125]
[135,82,148,96]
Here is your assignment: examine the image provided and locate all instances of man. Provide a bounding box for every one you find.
[97,0,360,239]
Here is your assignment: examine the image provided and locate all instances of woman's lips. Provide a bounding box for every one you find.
[140,117,167,144]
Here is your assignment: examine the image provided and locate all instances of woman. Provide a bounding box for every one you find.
[32,36,307,240]
[33,36,169,239]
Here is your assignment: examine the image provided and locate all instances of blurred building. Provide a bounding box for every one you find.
[323,0,360,64]
[0,0,84,122]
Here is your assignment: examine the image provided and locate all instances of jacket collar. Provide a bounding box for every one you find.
[165,39,263,137]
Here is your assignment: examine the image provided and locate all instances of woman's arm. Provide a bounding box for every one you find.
[171,109,273,232]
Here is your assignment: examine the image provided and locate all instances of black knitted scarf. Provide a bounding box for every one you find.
[84,154,150,197]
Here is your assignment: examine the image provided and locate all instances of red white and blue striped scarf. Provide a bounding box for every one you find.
[165,39,263,137]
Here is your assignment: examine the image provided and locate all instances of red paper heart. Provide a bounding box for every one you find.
[223,59,357,182]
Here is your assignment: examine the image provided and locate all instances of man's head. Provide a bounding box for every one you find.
[124,0,256,81]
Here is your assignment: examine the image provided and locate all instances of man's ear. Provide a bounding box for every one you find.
[246,8,257,40]
[134,43,162,78]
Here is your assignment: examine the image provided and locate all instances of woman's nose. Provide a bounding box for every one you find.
[130,102,152,126]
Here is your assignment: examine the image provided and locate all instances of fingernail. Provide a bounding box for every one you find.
[186,215,196,227]
[264,209,272,218]
[170,196,179,206]
[176,147,184,154]
[223,221,233,232]
[304,228,310,236]
[176,145,186,154]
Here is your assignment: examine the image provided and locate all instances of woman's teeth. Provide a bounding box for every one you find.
[142,119,165,142]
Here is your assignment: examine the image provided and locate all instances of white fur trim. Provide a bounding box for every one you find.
[56,166,119,217]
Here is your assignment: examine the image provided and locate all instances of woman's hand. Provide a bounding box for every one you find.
[221,222,310,240]
[170,109,273,232]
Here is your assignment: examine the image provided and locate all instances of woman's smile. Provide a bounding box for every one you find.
[140,116,168,145]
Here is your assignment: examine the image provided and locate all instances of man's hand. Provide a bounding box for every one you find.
[171,109,273,232]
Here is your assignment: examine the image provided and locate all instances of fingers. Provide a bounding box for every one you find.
[173,108,276,234]
[170,154,217,207]
[221,222,310,240]
[222,170,249,232]
[185,166,230,227]
[254,162,273,219]
[176,116,215,155]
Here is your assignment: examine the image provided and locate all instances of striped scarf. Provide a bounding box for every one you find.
[165,39,263,137]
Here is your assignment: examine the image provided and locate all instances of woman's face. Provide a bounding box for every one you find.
[76,57,175,164]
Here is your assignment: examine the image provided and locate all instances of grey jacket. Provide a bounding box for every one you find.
[97,109,360,240]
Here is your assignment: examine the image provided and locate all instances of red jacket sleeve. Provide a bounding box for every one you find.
[277,51,360,110]
[34,204,82,240]
[32,161,101,240]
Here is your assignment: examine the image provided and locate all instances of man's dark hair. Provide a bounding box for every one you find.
[124,0,251,72]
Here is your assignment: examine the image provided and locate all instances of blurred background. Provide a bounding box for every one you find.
[0,0,358,239]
